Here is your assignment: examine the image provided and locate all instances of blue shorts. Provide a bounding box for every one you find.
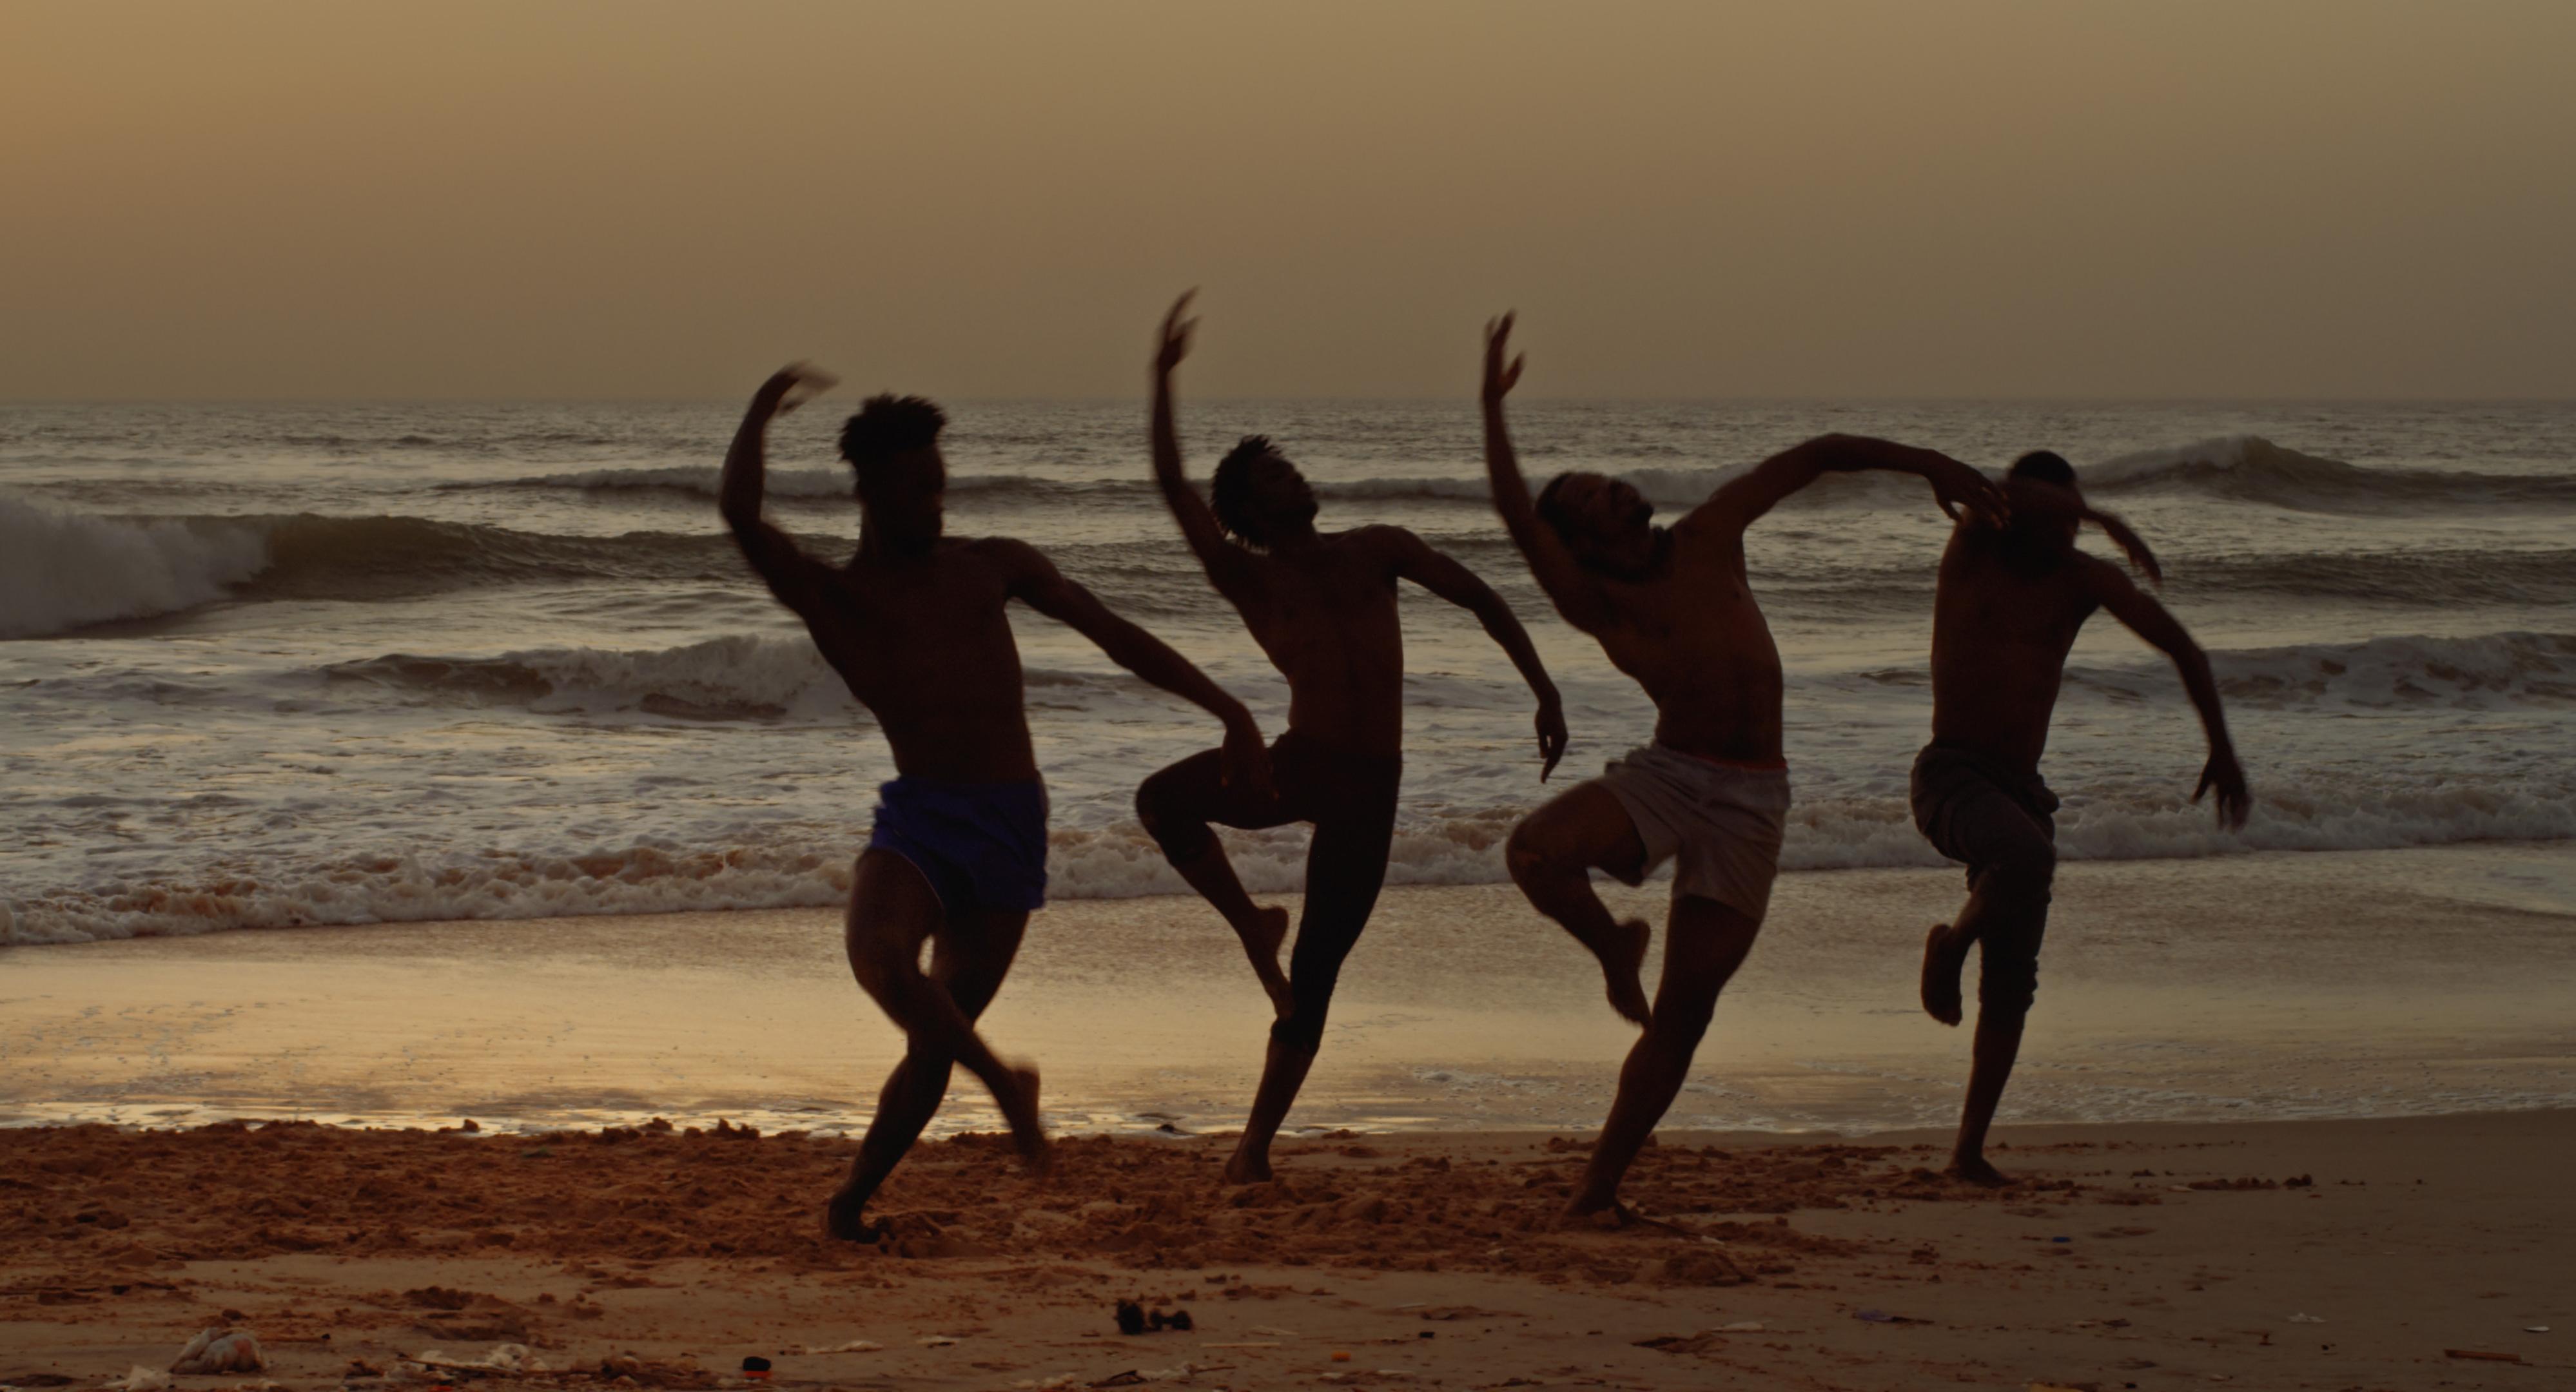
[866,777,1049,916]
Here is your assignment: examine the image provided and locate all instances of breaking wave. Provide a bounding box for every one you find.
[2070,630,2576,711]
[323,636,1146,721]
[0,493,268,638]
[2084,436,2576,512]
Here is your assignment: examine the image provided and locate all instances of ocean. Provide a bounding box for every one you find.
[6,399,2575,947]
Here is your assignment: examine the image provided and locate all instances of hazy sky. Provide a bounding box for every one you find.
[5,2,2571,401]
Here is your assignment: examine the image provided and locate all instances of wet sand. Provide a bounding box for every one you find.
[0,1112,2567,1389]
[6,846,2573,1137]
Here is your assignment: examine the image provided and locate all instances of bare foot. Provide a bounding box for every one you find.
[1919,922,1967,1026]
[1946,1154,2011,1188]
[1592,918,1653,1025]
[823,1187,881,1242]
[1238,905,1294,1020]
[1221,1148,1273,1184]
[999,1065,1053,1177]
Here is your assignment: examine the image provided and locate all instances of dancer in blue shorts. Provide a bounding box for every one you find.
[720,365,1273,1239]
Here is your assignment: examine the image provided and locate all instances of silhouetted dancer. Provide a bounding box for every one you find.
[1915,450,2249,1184]
[720,365,1273,1237]
[1477,315,2002,1223]
[1134,295,1567,1183]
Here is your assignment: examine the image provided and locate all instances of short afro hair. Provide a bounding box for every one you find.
[1209,435,1289,544]
[2009,449,2077,489]
[1534,472,1581,540]
[838,394,948,478]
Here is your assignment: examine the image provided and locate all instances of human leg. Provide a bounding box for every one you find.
[1914,759,2057,1030]
[1909,767,2056,1180]
[831,851,1044,1230]
[1563,894,1762,1219]
[1137,747,1301,1017]
[1224,789,1398,1183]
[1505,782,1654,1025]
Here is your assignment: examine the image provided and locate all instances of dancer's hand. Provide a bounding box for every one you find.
[750,362,836,418]
[2194,748,2251,831]
[1482,314,1524,405]
[1156,291,1197,375]
[1536,696,1568,780]
[1924,455,2005,523]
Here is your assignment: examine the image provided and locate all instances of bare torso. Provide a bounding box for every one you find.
[783,537,1041,784]
[1216,528,1410,757]
[1582,516,1786,763]
[1927,523,2105,775]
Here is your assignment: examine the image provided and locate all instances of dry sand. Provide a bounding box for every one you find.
[2,1112,2566,1390]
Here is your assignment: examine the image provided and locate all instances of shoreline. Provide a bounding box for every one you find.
[7,844,2573,1139]
[1,1111,2565,1389]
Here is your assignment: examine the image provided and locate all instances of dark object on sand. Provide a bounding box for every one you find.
[1155,1309,1193,1332]
[740,1357,772,1373]
[1115,1300,1148,1335]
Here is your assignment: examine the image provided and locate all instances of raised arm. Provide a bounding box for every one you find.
[1149,293,1251,587]
[1378,527,1569,778]
[997,539,1276,798]
[721,363,839,606]
[2085,559,2250,829]
[1694,433,2004,535]
[1481,314,1613,632]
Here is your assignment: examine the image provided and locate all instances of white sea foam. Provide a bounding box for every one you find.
[10,773,2569,945]
[0,494,268,638]
[323,637,1151,720]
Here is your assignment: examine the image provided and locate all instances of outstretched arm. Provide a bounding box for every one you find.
[1481,314,1612,632]
[999,539,1276,798]
[2087,559,2250,829]
[1380,528,1569,778]
[1149,292,1251,588]
[721,363,839,608]
[1695,434,2004,535]
[2005,477,2161,585]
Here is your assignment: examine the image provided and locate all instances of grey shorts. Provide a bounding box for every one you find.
[1588,743,1791,920]
[1909,741,2060,885]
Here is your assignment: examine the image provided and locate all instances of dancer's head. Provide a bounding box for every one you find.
[1210,436,1319,548]
[840,394,948,555]
[1536,471,1659,576]
[2008,449,2082,545]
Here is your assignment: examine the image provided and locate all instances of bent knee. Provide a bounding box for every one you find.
[1133,771,1178,829]
[1135,775,1211,858]
[1505,820,1575,884]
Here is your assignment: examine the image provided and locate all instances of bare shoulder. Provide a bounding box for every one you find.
[2069,550,2132,592]
[957,534,1049,572]
[1668,510,1744,572]
[1340,523,1423,557]
[2062,550,2135,614]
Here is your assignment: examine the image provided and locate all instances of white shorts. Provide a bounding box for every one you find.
[1588,742,1791,920]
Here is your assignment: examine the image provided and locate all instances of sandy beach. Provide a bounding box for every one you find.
[1,1112,2566,1390]
[6,847,2573,1385]
[8,847,2573,1138]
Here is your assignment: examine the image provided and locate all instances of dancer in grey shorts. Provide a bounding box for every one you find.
[1477,315,2002,1223]
[1916,450,2250,1185]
